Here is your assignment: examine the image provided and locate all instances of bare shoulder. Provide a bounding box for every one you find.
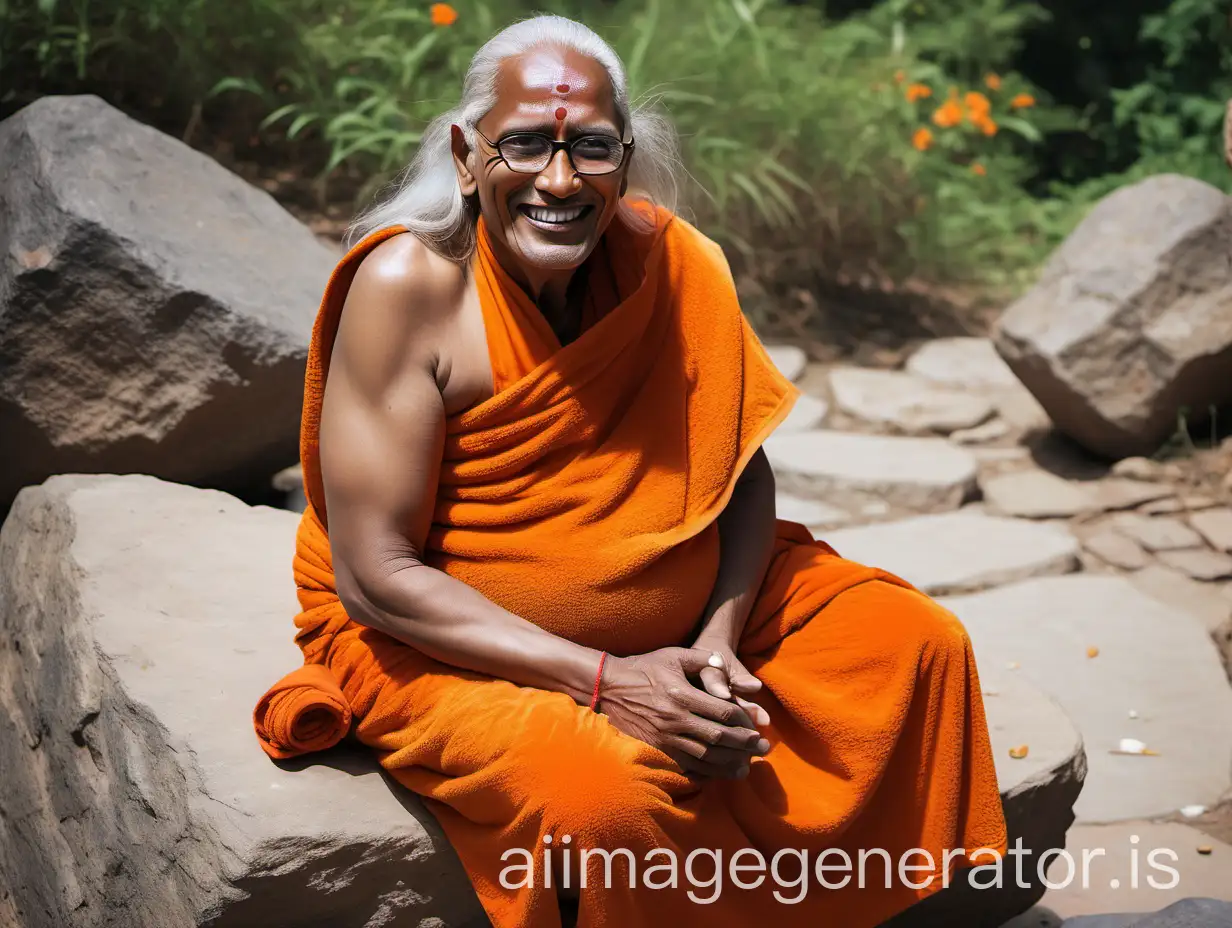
[334,233,466,386]
[345,232,465,328]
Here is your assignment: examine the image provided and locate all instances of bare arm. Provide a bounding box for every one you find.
[691,447,777,721]
[319,235,602,705]
[694,447,778,648]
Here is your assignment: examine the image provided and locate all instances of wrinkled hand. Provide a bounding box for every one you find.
[599,648,770,780]
[691,636,771,728]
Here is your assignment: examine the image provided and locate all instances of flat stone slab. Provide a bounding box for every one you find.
[774,492,849,530]
[766,344,807,382]
[1082,530,1150,571]
[0,475,483,928]
[779,392,829,432]
[764,430,979,513]
[829,367,996,434]
[983,471,1172,520]
[1189,508,1232,552]
[1156,548,1232,581]
[1110,514,1204,552]
[906,337,1022,390]
[942,575,1232,824]
[1021,822,1232,920]
[1129,565,1232,635]
[826,511,1080,595]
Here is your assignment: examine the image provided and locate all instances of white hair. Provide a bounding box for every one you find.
[347,14,684,259]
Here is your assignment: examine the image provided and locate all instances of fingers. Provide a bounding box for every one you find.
[663,738,752,780]
[675,646,726,676]
[675,710,769,755]
[673,684,757,732]
[698,666,732,700]
[734,695,771,727]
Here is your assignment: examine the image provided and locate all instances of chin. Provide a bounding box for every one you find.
[515,240,597,271]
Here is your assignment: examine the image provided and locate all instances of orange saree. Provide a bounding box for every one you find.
[254,204,1008,927]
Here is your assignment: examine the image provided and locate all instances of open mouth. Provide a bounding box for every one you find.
[517,203,593,230]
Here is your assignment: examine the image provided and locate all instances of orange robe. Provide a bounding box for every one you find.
[254,205,1008,927]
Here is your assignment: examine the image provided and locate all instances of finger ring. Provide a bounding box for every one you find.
[708,652,724,668]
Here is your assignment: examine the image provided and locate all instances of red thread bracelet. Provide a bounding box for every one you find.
[589,651,608,711]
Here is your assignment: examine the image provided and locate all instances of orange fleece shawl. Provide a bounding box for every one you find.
[254,205,1008,928]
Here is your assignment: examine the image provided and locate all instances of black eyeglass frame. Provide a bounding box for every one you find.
[473,126,635,176]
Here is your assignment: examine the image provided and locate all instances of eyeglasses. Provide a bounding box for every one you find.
[474,127,634,175]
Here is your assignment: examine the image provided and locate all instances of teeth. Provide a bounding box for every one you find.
[525,206,585,224]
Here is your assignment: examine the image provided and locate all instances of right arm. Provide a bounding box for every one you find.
[317,236,767,777]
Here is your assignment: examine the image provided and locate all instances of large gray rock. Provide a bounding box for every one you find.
[0,476,1089,928]
[993,175,1232,459]
[0,475,484,928]
[0,96,335,510]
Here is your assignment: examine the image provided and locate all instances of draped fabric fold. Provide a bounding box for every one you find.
[253,204,1008,927]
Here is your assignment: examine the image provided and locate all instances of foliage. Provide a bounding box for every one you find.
[1056,0,1232,207]
[3,0,1186,300]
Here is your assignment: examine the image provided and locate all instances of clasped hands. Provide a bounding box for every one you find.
[598,638,771,782]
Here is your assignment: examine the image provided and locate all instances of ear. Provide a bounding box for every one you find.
[450,124,478,197]
[619,147,633,197]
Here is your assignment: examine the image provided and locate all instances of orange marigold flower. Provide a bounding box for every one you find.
[430,2,458,26]
[912,127,934,151]
[971,162,987,176]
[964,91,991,118]
[905,83,932,103]
[973,114,998,136]
[894,69,906,84]
[932,100,964,129]
[1010,93,1036,109]
[985,73,1002,91]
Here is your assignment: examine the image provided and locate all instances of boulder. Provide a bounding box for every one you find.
[0,475,484,928]
[0,95,336,510]
[993,175,1232,459]
[0,475,1089,927]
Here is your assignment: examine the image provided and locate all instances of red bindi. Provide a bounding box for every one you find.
[556,83,570,93]
[554,106,568,121]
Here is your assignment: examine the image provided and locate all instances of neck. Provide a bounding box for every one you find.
[484,229,581,323]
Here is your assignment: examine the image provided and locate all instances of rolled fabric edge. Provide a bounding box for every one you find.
[253,663,352,760]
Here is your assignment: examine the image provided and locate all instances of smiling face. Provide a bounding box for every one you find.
[452,46,630,279]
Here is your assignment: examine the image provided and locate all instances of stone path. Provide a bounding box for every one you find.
[764,339,1232,923]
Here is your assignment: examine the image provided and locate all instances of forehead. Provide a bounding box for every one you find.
[487,46,619,128]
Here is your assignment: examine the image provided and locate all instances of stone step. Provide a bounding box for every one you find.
[764,430,979,513]
[906,337,1023,391]
[943,576,1232,825]
[779,392,829,432]
[829,366,997,434]
[765,343,807,382]
[825,511,1080,595]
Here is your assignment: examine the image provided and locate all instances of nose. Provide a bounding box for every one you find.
[535,147,581,198]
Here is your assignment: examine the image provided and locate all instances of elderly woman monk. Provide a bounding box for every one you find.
[253,14,1008,928]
